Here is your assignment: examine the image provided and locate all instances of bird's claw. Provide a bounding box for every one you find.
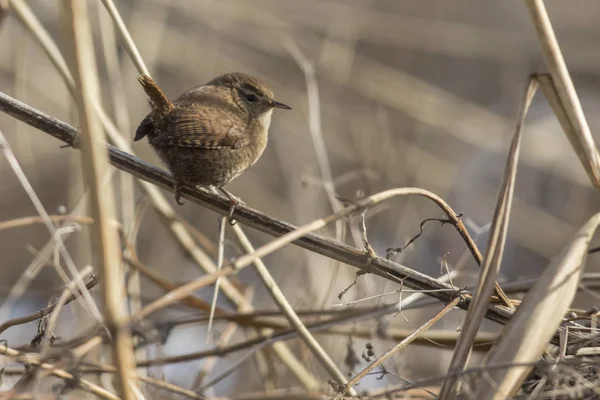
[228,200,238,225]
[174,181,185,205]
[218,188,243,225]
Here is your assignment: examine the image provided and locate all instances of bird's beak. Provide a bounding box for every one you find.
[270,100,292,110]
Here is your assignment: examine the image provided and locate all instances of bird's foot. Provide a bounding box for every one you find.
[174,181,185,205]
[218,188,244,225]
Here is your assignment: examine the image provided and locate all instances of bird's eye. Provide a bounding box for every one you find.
[245,93,257,103]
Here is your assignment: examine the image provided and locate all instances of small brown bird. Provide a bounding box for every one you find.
[134,72,291,218]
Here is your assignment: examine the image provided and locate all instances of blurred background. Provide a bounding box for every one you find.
[1,0,600,397]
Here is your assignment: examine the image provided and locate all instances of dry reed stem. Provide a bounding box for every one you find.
[228,213,337,391]
[99,0,150,76]
[1,353,205,400]
[283,36,348,244]
[97,3,144,372]
[0,0,8,28]
[207,216,228,341]
[325,326,496,349]
[0,215,94,232]
[438,74,538,400]
[526,0,600,188]
[63,0,136,397]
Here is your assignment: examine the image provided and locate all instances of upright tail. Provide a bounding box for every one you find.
[137,75,174,116]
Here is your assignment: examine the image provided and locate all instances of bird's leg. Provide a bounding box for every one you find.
[218,187,243,225]
[174,180,185,205]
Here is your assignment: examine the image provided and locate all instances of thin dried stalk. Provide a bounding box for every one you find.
[334,296,460,399]
[207,216,228,340]
[134,266,236,320]
[439,76,538,400]
[97,3,145,373]
[192,288,255,393]
[230,219,335,391]
[0,215,94,231]
[284,37,348,244]
[41,266,94,348]
[526,0,600,187]
[63,0,136,397]
[0,272,97,336]
[99,0,150,76]
[123,256,214,313]
[0,346,119,400]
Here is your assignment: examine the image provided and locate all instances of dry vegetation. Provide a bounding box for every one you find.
[1,0,600,399]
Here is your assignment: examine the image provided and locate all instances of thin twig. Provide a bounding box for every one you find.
[63,0,137,396]
[0,129,102,324]
[207,216,228,341]
[99,0,150,77]
[129,273,459,369]
[41,266,95,349]
[0,346,119,400]
[333,296,461,399]
[386,216,457,259]
[192,287,255,393]
[0,215,94,231]
[284,36,353,245]
[0,274,98,335]
[97,2,145,373]
[209,184,320,388]
[229,208,343,391]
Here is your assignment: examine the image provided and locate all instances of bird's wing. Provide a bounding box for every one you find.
[151,107,249,149]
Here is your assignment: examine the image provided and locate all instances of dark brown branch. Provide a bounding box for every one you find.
[0,90,513,326]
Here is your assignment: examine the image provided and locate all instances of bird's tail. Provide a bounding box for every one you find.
[137,75,174,116]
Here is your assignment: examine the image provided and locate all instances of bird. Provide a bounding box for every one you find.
[134,72,291,221]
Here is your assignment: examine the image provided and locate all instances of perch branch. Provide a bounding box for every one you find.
[0,90,514,326]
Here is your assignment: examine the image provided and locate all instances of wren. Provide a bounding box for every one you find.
[134,73,291,218]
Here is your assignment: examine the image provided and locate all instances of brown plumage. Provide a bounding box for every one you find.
[134,73,291,212]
